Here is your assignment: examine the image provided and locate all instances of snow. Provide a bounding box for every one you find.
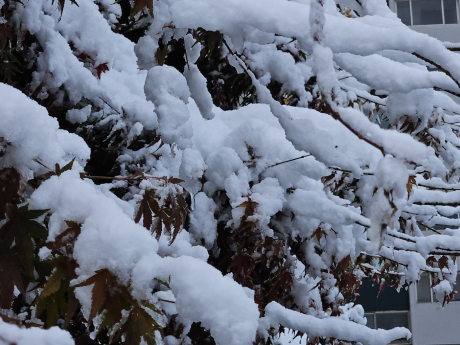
[0,83,89,175]
[6,0,460,343]
[152,256,260,345]
[144,65,193,149]
[260,302,411,345]
[189,192,218,246]
[0,319,73,345]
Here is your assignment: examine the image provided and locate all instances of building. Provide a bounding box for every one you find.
[279,2,460,344]
[388,0,460,43]
[358,270,460,345]
[356,4,460,345]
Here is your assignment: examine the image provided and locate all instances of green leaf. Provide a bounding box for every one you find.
[0,168,21,221]
[17,230,35,278]
[40,267,66,299]
[25,220,48,240]
[21,208,50,220]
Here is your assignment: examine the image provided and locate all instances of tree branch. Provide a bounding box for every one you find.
[413,53,460,90]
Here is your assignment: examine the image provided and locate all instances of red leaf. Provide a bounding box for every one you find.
[96,63,109,79]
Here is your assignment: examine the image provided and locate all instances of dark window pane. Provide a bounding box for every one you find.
[357,278,410,312]
[376,312,409,330]
[412,0,443,25]
[417,273,432,303]
[365,313,375,329]
[397,1,412,25]
[444,0,458,24]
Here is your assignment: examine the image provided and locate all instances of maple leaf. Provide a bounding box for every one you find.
[134,181,188,245]
[75,269,115,320]
[113,306,162,345]
[0,204,49,278]
[36,256,79,328]
[29,158,75,189]
[72,268,163,343]
[47,220,81,254]
[0,202,48,308]
[135,196,152,231]
[229,253,256,283]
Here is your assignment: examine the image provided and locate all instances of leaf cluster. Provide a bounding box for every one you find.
[135,177,188,244]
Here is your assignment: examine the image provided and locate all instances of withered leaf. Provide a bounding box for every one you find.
[131,0,153,18]
[135,195,152,231]
[146,136,161,148]
[340,255,351,271]
[167,177,184,184]
[96,63,109,79]
[55,158,75,176]
[438,256,449,270]
[229,253,256,282]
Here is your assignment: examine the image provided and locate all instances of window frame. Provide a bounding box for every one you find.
[364,311,411,344]
[395,0,460,26]
[416,272,460,303]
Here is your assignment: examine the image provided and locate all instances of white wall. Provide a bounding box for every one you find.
[411,24,460,43]
[409,284,460,345]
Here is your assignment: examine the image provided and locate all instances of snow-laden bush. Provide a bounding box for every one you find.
[2,0,460,344]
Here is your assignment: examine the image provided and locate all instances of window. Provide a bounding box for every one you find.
[417,272,460,303]
[365,311,411,343]
[396,0,459,25]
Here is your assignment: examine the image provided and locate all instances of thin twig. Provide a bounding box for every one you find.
[158,298,175,304]
[266,154,311,168]
[418,183,460,191]
[413,53,460,90]
[414,201,460,206]
[80,174,141,189]
[99,97,120,114]
[416,221,442,235]
[327,166,374,176]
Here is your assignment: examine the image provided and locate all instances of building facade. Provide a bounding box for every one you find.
[358,3,460,344]
[388,0,460,43]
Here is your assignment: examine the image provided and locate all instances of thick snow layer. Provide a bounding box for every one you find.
[145,66,193,149]
[153,256,260,345]
[0,319,73,345]
[29,171,159,285]
[0,83,89,175]
[31,170,259,345]
[8,0,460,343]
[260,302,411,345]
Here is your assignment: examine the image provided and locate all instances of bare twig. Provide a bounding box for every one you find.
[418,183,460,191]
[413,53,460,90]
[266,154,311,169]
